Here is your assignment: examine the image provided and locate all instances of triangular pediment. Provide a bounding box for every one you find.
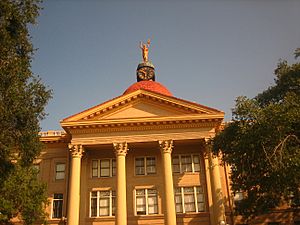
[99,100,193,120]
[61,90,224,124]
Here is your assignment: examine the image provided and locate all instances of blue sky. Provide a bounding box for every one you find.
[30,0,300,131]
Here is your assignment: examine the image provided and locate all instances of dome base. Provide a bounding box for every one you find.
[123,80,173,96]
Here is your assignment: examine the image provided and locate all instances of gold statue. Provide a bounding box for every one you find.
[140,39,150,62]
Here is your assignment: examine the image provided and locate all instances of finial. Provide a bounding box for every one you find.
[139,39,151,62]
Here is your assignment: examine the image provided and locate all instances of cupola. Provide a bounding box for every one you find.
[124,39,173,96]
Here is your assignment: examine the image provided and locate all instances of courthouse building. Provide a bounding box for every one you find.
[37,46,296,225]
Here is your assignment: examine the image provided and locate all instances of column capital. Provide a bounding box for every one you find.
[113,142,129,156]
[158,140,174,154]
[68,144,84,158]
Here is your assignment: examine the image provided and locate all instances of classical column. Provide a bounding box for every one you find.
[67,144,84,225]
[206,143,226,225]
[159,140,177,225]
[113,142,129,225]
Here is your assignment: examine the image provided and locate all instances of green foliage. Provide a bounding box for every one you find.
[295,48,300,59]
[212,50,300,218]
[0,0,51,224]
[0,166,48,225]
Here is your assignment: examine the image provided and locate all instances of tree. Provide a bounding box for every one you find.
[212,50,300,219]
[0,0,51,224]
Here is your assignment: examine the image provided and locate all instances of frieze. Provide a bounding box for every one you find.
[66,120,221,134]
[41,139,69,144]
[69,133,212,146]
[40,134,70,144]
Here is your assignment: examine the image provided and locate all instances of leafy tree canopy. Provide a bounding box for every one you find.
[0,0,51,224]
[212,50,300,218]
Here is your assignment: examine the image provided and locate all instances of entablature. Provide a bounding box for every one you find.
[39,130,70,144]
[61,114,223,133]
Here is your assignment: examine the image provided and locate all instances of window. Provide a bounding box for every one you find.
[55,163,65,180]
[32,164,40,172]
[175,186,205,213]
[92,160,98,177]
[52,193,63,218]
[172,154,200,173]
[100,159,110,177]
[92,159,116,178]
[90,190,115,217]
[135,157,156,175]
[233,191,244,202]
[32,164,40,177]
[135,189,158,215]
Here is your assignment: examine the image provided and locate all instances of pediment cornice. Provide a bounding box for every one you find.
[60,89,224,135]
[61,90,223,123]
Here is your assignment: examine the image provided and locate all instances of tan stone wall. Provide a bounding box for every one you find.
[36,140,297,225]
[37,142,69,223]
[79,141,209,225]
[38,141,212,225]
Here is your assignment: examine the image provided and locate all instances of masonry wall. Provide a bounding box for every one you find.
[37,140,299,225]
[40,141,211,225]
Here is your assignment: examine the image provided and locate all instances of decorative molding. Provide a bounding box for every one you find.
[70,132,212,146]
[66,120,221,135]
[40,139,69,144]
[39,130,66,137]
[69,144,84,158]
[40,134,70,144]
[158,140,174,154]
[113,142,129,156]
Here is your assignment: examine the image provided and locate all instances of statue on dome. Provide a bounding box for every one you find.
[139,39,150,62]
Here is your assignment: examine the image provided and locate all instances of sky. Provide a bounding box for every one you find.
[30,0,300,131]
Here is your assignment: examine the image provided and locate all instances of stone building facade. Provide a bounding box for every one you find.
[37,60,297,225]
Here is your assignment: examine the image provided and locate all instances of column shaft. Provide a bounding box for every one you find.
[159,140,177,225]
[113,142,128,225]
[208,150,226,225]
[67,144,84,225]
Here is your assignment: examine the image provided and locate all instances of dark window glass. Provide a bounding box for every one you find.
[52,193,63,218]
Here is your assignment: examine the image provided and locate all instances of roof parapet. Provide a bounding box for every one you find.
[39,130,66,137]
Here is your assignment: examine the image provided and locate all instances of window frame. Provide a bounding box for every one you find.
[52,193,63,219]
[91,159,116,178]
[135,188,158,216]
[32,163,40,173]
[172,154,201,174]
[55,163,66,180]
[89,189,116,217]
[174,186,205,214]
[135,156,157,176]
[233,191,244,202]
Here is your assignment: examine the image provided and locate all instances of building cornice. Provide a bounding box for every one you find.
[61,90,224,123]
[61,114,223,134]
[39,131,70,143]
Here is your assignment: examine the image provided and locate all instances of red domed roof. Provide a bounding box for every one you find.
[123,80,173,96]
